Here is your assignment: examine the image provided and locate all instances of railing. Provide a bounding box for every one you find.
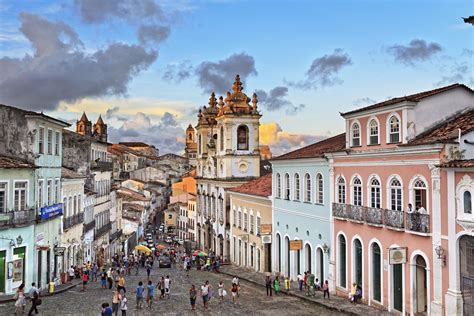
[332,203,430,233]
[109,229,123,242]
[0,208,37,228]
[94,222,112,240]
[83,219,96,233]
[91,161,113,172]
[63,213,84,230]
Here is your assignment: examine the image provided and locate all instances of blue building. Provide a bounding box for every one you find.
[271,134,345,286]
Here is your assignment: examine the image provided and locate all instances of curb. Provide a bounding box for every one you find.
[218,269,358,315]
[0,282,80,304]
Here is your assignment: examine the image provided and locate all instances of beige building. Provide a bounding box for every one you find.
[228,173,272,272]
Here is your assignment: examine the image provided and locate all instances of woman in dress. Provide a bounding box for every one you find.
[14,283,26,315]
[218,281,224,302]
[273,277,280,295]
[189,284,197,311]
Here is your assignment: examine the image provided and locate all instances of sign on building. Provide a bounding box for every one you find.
[260,224,272,235]
[289,240,302,251]
[389,247,407,264]
[40,203,63,220]
[261,235,272,244]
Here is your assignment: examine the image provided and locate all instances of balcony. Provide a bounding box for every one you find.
[94,222,112,240]
[332,203,430,234]
[0,209,37,229]
[63,213,84,230]
[91,161,113,172]
[83,219,96,233]
[109,229,123,242]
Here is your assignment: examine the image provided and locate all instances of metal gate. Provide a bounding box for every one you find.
[460,236,474,315]
[462,276,474,316]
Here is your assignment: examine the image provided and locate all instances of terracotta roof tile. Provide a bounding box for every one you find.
[406,109,474,146]
[228,173,272,197]
[61,167,86,179]
[272,133,346,161]
[341,83,473,116]
[438,159,474,168]
[0,156,36,169]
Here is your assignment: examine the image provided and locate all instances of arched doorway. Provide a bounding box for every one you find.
[414,255,427,314]
[276,234,281,273]
[371,243,382,303]
[353,239,363,287]
[305,244,312,273]
[316,247,324,283]
[460,236,474,315]
[285,236,291,278]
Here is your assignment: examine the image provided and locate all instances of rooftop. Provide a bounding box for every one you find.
[116,187,150,201]
[61,167,86,179]
[341,83,473,117]
[438,159,474,169]
[0,104,70,127]
[272,133,346,161]
[228,173,272,197]
[119,142,154,148]
[0,156,36,169]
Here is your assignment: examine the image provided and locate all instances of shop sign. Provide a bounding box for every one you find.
[40,203,63,220]
[261,235,272,244]
[35,232,45,245]
[260,224,272,234]
[389,247,407,264]
[289,240,302,251]
[54,247,66,256]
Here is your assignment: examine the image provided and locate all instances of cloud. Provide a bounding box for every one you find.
[436,62,473,86]
[255,86,304,115]
[74,0,163,23]
[162,61,193,83]
[289,49,352,90]
[387,39,442,66]
[104,106,128,121]
[108,112,185,154]
[138,24,170,45]
[259,122,325,156]
[195,52,257,94]
[352,97,376,107]
[0,13,157,111]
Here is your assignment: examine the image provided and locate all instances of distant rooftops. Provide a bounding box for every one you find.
[228,173,272,197]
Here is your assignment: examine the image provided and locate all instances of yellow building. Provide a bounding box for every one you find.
[172,169,196,195]
[228,173,272,272]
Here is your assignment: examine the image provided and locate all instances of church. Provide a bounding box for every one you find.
[194,75,262,259]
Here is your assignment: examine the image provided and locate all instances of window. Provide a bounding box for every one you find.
[316,173,323,204]
[0,183,7,212]
[354,239,363,286]
[63,197,68,217]
[389,116,400,143]
[369,119,379,145]
[294,174,300,201]
[14,182,27,210]
[38,179,44,207]
[237,125,249,150]
[47,179,53,205]
[370,178,381,208]
[352,177,362,206]
[338,235,347,288]
[55,131,60,155]
[413,179,427,210]
[256,215,261,235]
[305,173,311,202]
[390,178,402,211]
[55,179,60,203]
[464,191,472,214]
[284,173,290,200]
[351,122,360,147]
[233,207,237,226]
[238,210,242,228]
[276,173,281,198]
[337,177,346,204]
[220,125,224,151]
[47,129,53,154]
[243,211,248,231]
[250,212,254,233]
[38,127,44,154]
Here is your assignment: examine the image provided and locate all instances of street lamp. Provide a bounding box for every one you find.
[16,235,23,245]
[435,245,446,266]
[322,243,330,255]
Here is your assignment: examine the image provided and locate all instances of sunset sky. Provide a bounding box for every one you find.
[0,0,472,154]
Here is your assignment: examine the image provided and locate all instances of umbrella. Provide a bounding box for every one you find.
[192,250,199,256]
[198,251,207,257]
[156,244,166,249]
[135,245,152,255]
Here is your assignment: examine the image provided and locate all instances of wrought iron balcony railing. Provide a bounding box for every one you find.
[83,219,96,233]
[384,209,405,229]
[109,229,123,242]
[406,213,430,233]
[94,222,112,240]
[63,213,84,230]
[0,208,37,228]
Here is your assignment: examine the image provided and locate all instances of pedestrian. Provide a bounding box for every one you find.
[189,284,197,311]
[107,268,114,289]
[297,273,303,291]
[157,276,165,299]
[146,280,155,309]
[135,281,144,309]
[323,280,330,299]
[265,275,272,296]
[218,281,225,302]
[14,283,27,315]
[101,302,113,316]
[120,294,128,316]
[117,274,126,294]
[200,280,210,309]
[164,275,171,299]
[284,277,290,294]
[307,273,315,297]
[273,277,280,295]
[112,289,122,316]
[303,271,308,291]
[92,263,98,282]
[146,263,151,280]
[314,278,321,292]
[81,271,89,292]
[232,276,240,297]
[68,265,75,283]
[231,282,238,305]
[101,269,107,289]
[27,282,40,316]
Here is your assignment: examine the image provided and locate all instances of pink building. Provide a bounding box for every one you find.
[327,83,473,315]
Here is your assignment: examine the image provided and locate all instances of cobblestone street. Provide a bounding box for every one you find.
[0,263,342,315]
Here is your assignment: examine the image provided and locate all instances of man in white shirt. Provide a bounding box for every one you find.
[164,275,171,299]
[68,266,75,283]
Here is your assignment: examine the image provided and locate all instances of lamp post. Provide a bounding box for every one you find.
[435,245,446,266]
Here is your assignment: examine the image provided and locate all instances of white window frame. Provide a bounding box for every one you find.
[351,120,361,147]
[386,113,401,144]
[387,175,403,211]
[304,173,311,203]
[337,176,346,204]
[13,180,28,211]
[408,175,430,213]
[243,209,248,231]
[0,181,8,212]
[249,210,254,234]
[456,175,474,220]
[368,175,382,209]
[315,173,324,204]
[276,173,281,198]
[294,173,300,201]
[55,131,60,156]
[38,127,45,154]
[47,128,53,155]
[351,175,363,206]
[284,173,291,200]
[256,212,261,235]
[367,117,380,145]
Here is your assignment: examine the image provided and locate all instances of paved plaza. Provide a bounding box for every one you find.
[0,262,343,315]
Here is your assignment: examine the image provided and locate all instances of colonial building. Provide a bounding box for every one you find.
[195,75,262,260]
[271,134,345,285]
[118,142,159,157]
[328,84,473,314]
[229,173,273,272]
[185,124,198,166]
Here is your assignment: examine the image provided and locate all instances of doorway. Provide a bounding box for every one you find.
[316,247,324,283]
[460,235,474,315]
[305,244,311,273]
[285,237,290,278]
[414,255,427,314]
[392,263,403,312]
[265,243,272,272]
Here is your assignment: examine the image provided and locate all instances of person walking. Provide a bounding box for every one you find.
[218,281,225,302]
[232,276,240,297]
[164,275,171,299]
[68,266,75,284]
[81,271,89,292]
[107,268,114,290]
[111,289,122,316]
[265,275,272,296]
[120,294,128,316]
[231,282,239,305]
[100,269,107,289]
[101,303,113,316]
[189,284,197,311]
[200,281,210,309]
[157,276,165,299]
[27,282,40,316]
[117,274,126,294]
[323,280,330,299]
[273,277,280,295]
[146,262,152,280]
[296,273,303,291]
[146,280,155,309]
[135,281,144,309]
[14,283,27,315]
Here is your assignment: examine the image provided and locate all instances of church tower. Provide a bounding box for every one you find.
[184,124,197,166]
[76,112,92,136]
[93,115,108,142]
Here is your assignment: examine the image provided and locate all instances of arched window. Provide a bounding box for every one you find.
[389,115,400,143]
[352,177,362,206]
[413,179,427,210]
[284,173,290,200]
[294,174,300,201]
[338,235,347,288]
[337,177,346,204]
[305,173,311,202]
[371,243,382,302]
[316,173,324,204]
[276,173,281,198]
[464,191,472,214]
[369,119,379,145]
[370,177,381,208]
[220,125,224,151]
[351,122,360,147]
[237,125,249,150]
[389,178,402,211]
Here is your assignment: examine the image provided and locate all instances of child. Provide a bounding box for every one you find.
[120,294,128,315]
[323,280,330,299]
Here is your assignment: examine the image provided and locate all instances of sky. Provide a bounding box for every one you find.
[0,0,472,155]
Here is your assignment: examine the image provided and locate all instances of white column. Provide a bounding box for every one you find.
[430,166,443,315]
[328,164,336,293]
